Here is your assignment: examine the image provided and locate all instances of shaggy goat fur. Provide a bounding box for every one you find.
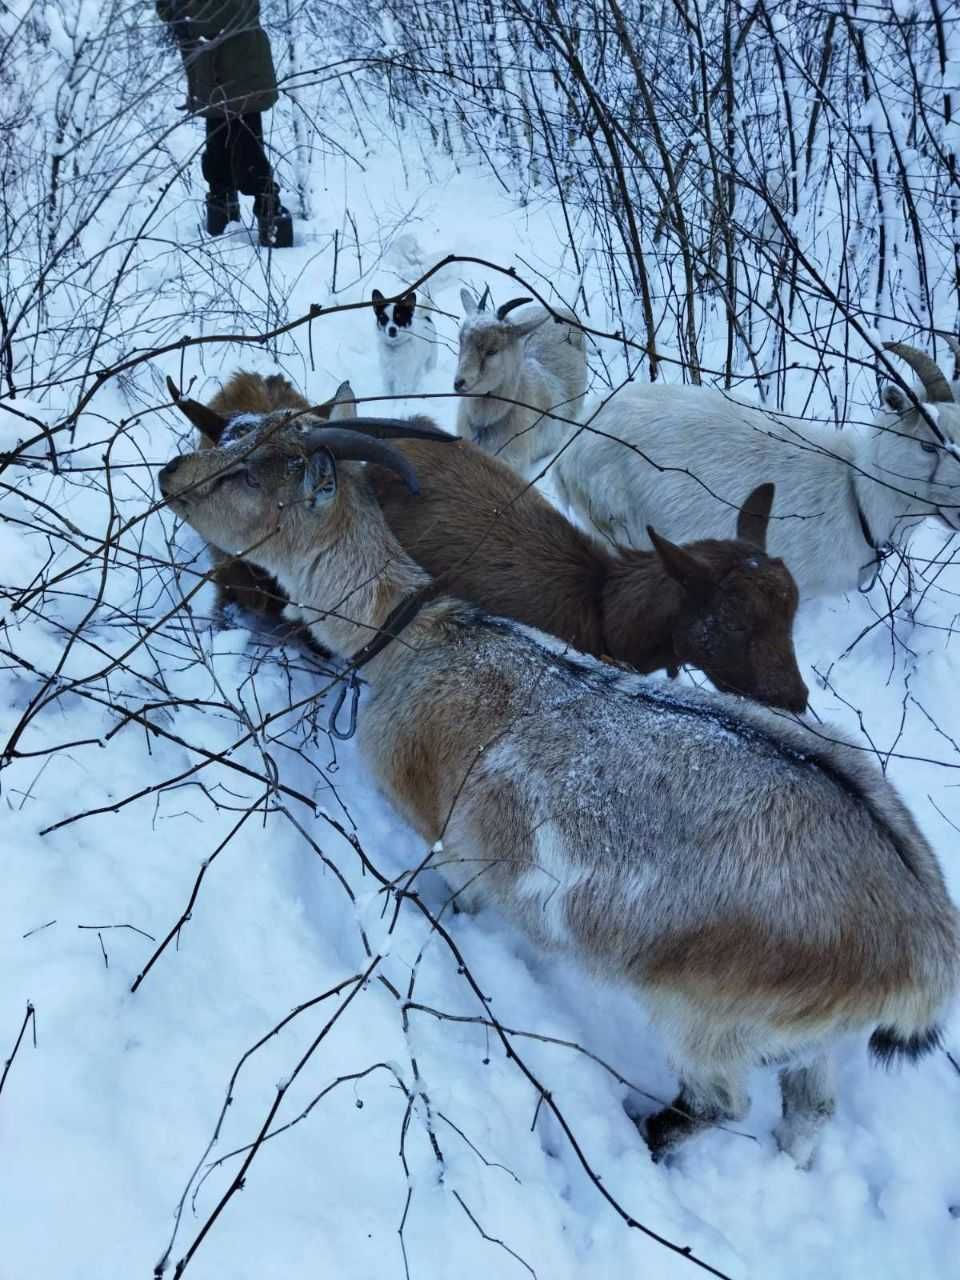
[159,412,959,1164]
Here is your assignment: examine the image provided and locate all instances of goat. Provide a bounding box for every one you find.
[166,370,353,622]
[158,413,959,1165]
[364,431,809,711]
[172,371,807,708]
[552,342,960,600]
[455,290,587,477]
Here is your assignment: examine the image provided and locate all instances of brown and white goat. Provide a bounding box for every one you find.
[168,371,347,622]
[169,372,808,710]
[158,412,959,1166]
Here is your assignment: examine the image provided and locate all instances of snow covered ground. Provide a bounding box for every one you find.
[3,24,960,1280]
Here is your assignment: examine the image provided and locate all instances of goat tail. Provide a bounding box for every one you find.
[869,1023,942,1067]
[867,954,957,1068]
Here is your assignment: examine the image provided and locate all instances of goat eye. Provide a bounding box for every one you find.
[921,441,938,454]
[244,470,261,488]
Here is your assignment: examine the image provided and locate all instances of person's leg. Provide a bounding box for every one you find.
[232,113,294,248]
[201,118,240,235]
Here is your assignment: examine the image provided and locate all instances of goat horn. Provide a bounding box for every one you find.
[882,342,954,404]
[496,296,534,322]
[477,284,491,312]
[944,335,960,382]
[166,375,230,442]
[317,415,455,443]
[302,427,424,494]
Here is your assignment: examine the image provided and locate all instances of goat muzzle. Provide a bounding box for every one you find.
[158,456,183,491]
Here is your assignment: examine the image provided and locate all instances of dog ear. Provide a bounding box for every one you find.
[372,289,387,315]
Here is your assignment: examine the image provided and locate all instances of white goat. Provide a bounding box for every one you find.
[552,342,960,599]
[454,289,587,477]
[160,404,958,1165]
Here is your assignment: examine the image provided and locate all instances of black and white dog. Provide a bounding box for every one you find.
[372,288,438,396]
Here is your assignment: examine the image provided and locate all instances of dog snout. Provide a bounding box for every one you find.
[388,325,396,337]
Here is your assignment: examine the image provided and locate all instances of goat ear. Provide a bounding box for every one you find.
[166,376,229,443]
[648,526,714,597]
[736,482,774,550]
[309,380,357,422]
[303,447,338,508]
[507,310,550,339]
[460,287,478,315]
[327,380,358,423]
[882,384,910,414]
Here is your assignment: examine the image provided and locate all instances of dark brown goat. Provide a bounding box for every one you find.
[368,436,808,711]
[167,371,808,710]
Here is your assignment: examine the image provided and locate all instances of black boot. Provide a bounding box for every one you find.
[206,189,240,236]
[254,190,293,249]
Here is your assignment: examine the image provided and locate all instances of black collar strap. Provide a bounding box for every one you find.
[851,474,893,592]
[327,585,438,741]
[854,480,877,552]
[347,585,437,669]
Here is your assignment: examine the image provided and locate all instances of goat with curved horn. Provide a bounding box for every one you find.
[454,292,587,475]
[551,336,960,599]
[496,296,534,321]
[883,341,954,404]
[157,396,959,1170]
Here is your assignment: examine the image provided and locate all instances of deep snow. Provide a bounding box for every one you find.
[2,43,960,1280]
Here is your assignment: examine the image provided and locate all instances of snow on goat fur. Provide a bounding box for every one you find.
[159,411,958,1168]
[553,342,960,599]
[454,288,587,477]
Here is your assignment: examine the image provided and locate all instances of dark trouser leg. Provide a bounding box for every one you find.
[229,113,275,197]
[201,118,240,234]
[229,114,293,248]
[202,118,233,191]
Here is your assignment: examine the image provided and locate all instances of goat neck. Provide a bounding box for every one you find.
[280,472,434,664]
[601,549,684,673]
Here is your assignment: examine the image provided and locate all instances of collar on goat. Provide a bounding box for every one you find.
[327,584,439,740]
[850,472,893,592]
